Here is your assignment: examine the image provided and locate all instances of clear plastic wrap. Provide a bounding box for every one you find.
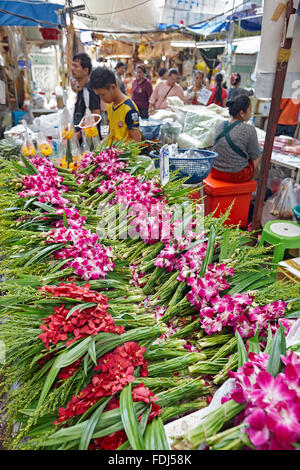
[20,119,36,157]
[271,178,299,219]
[58,108,80,170]
[78,88,101,152]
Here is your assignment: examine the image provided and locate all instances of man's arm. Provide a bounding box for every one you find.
[129,128,142,142]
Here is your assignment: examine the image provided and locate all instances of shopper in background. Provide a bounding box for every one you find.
[148,68,185,114]
[115,61,126,95]
[275,98,300,138]
[89,67,141,145]
[132,64,153,119]
[124,72,134,97]
[212,95,261,183]
[227,72,253,102]
[156,67,168,85]
[186,70,204,105]
[71,53,101,141]
[206,72,228,107]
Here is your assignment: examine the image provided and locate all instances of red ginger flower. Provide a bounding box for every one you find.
[88,430,127,450]
[39,282,108,304]
[39,302,124,350]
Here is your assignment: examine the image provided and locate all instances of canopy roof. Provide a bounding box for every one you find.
[0,0,64,27]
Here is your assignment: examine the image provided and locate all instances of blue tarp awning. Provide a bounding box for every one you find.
[186,19,230,35]
[0,0,65,27]
[158,2,262,34]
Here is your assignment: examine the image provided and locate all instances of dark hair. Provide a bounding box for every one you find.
[158,67,167,77]
[230,72,241,86]
[227,95,251,117]
[89,67,116,90]
[116,61,125,69]
[168,67,179,76]
[73,53,92,74]
[214,72,224,106]
[136,64,146,74]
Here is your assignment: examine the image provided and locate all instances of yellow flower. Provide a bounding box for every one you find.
[84,126,98,138]
[69,161,79,171]
[40,143,53,156]
[22,145,36,157]
[59,156,68,168]
[62,127,74,140]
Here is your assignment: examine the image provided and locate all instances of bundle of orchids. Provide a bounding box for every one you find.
[0,139,299,452]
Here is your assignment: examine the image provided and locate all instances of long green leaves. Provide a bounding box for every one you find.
[200,224,216,277]
[144,417,170,450]
[37,336,92,407]
[266,323,286,377]
[79,397,111,450]
[235,331,248,369]
[120,383,145,450]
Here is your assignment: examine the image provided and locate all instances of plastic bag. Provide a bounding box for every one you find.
[78,88,101,152]
[271,178,298,219]
[37,131,53,158]
[164,378,236,448]
[20,119,36,157]
[58,108,80,170]
[160,120,182,144]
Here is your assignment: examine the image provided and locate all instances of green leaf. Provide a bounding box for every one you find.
[200,224,215,277]
[79,397,111,450]
[88,337,97,366]
[248,325,261,355]
[19,153,39,174]
[235,331,248,369]
[120,383,145,450]
[63,210,68,228]
[266,324,286,377]
[144,417,170,450]
[264,324,273,355]
[38,337,92,407]
[32,201,56,213]
[219,228,230,262]
[66,302,98,320]
[139,404,152,436]
[23,244,63,267]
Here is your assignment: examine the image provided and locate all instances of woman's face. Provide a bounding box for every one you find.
[240,103,252,122]
[194,73,203,87]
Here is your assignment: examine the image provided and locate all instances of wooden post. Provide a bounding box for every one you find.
[251,0,295,238]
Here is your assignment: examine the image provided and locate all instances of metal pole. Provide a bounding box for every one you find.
[251,0,295,237]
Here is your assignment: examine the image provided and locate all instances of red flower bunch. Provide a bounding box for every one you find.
[89,430,127,450]
[54,342,149,424]
[39,303,124,349]
[57,358,82,380]
[40,282,107,304]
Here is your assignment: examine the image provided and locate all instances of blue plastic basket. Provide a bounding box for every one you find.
[149,149,218,184]
[139,119,162,140]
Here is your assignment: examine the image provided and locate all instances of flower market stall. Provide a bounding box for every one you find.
[0,125,300,452]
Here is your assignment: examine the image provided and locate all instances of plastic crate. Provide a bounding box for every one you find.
[139,119,162,140]
[149,149,218,184]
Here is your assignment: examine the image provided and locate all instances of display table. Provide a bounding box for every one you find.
[271,151,300,184]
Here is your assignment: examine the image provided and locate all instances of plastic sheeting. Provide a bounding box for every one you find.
[69,0,163,32]
[255,0,300,99]
[0,0,64,27]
